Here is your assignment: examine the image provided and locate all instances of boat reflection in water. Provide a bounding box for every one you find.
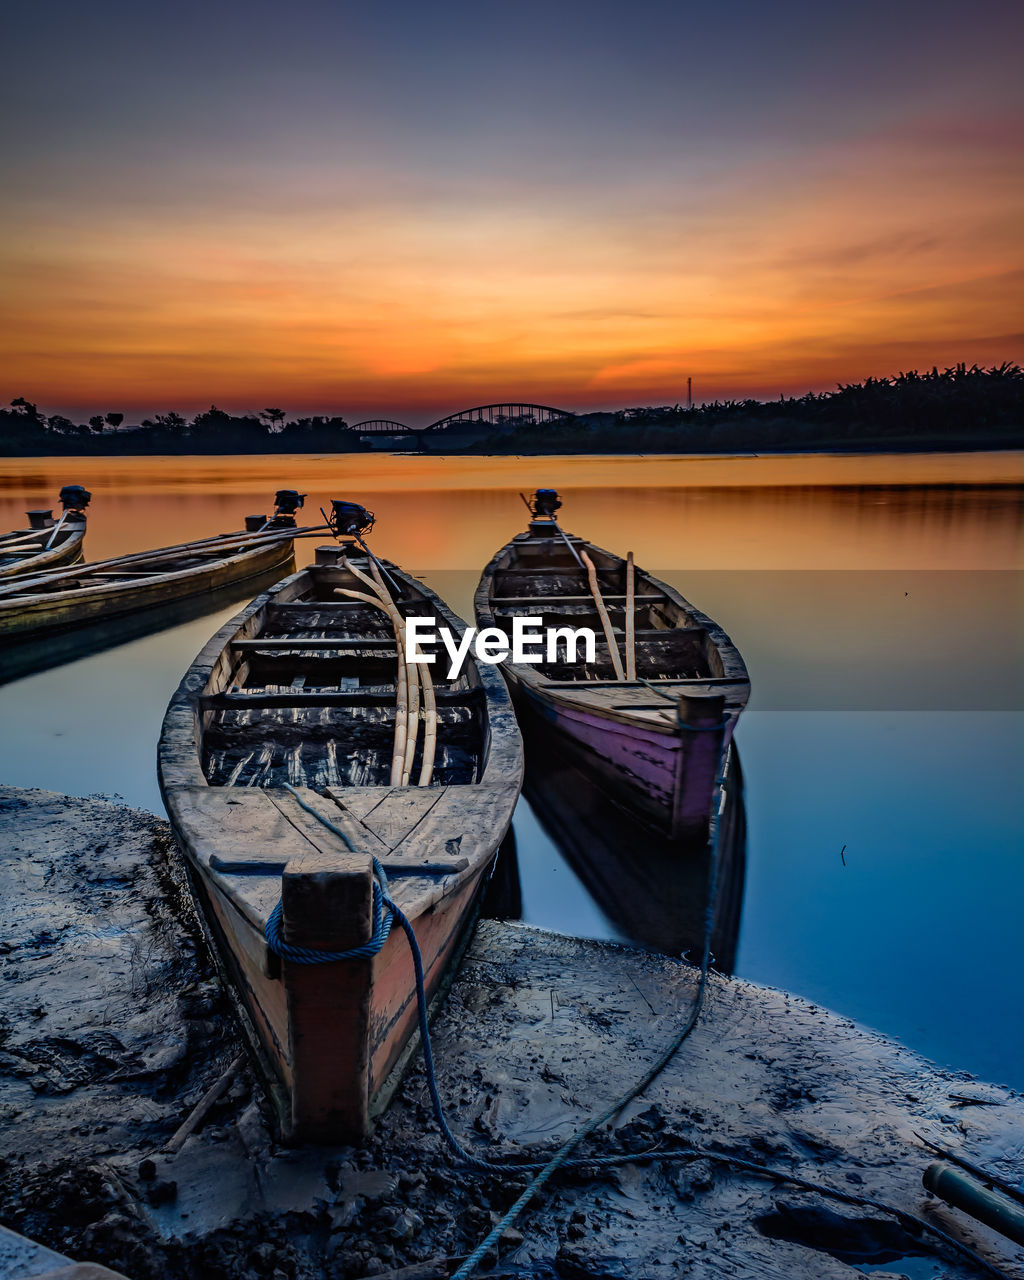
[503,706,747,973]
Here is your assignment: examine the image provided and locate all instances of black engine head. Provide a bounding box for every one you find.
[59,485,92,512]
[327,500,376,537]
[530,488,561,518]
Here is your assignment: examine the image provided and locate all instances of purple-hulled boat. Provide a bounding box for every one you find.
[474,492,750,844]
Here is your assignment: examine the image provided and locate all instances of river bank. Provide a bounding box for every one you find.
[2,787,1022,1280]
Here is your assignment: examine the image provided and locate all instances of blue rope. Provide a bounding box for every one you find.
[265,879,393,964]
[264,782,394,965]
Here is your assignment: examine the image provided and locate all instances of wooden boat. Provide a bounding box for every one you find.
[475,491,750,843]
[0,486,90,579]
[0,511,304,645]
[158,530,523,1144]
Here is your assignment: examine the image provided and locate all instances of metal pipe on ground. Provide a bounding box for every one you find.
[923,1161,1024,1246]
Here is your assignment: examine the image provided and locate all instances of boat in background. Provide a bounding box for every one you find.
[475,490,750,843]
[0,490,310,648]
[0,485,90,579]
[159,503,523,1143]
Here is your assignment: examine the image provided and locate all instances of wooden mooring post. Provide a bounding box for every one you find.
[281,848,376,1142]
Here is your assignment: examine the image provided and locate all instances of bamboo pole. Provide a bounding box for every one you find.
[336,556,420,787]
[361,561,420,785]
[390,631,410,786]
[402,655,421,785]
[365,558,421,786]
[417,657,438,787]
[0,535,52,552]
[335,585,410,786]
[625,551,636,682]
[580,549,625,680]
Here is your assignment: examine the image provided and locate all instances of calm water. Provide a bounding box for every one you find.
[1,453,1021,1087]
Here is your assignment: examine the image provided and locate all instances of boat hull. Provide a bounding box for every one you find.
[518,700,746,965]
[179,833,488,1141]
[511,678,724,841]
[0,538,294,642]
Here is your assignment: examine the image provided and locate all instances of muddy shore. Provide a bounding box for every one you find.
[1,787,1022,1280]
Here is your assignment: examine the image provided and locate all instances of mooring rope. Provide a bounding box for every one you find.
[263,783,394,965]
[261,773,1010,1280]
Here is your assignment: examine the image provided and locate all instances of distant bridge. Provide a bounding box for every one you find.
[349,404,577,450]
[425,403,575,433]
[351,419,416,436]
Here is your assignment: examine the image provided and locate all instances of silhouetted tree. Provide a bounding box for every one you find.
[88,415,104,432]
[260,407,286,430]
[154,411,187,432]
[105,412,124,429]
[46,415,83,436]
[10,397,43,422]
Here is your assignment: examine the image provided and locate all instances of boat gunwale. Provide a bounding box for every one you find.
[0,533,291,609]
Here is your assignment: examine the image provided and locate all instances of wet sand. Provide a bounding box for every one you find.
[2,787,1022,1280]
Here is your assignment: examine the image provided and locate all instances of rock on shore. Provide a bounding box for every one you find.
[1,787,1022,1280]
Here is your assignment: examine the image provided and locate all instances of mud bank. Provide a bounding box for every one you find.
[1,787,1022,1280]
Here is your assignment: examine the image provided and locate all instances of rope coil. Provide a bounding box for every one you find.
[265,877,393,965]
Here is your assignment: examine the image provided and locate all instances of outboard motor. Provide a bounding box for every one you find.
[529,488,561,519]
[266,489,306,529]
[326,501,376,538]
[58,485,91,521]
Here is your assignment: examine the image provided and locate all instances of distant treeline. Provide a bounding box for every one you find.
[0,401,370,456]
[2,363,1022,456]
[466,363,1024,455]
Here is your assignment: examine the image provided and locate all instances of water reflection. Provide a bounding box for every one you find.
[513,708,747,971]
[1,454,1021,572]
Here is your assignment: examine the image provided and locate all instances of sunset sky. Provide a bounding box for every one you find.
[2,0,1022,426]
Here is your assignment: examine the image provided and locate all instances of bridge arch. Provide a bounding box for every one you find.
[351,419,416,436]
[425,403,575,433]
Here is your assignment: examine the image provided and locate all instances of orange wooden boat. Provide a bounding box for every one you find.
[158,532,523,1143]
